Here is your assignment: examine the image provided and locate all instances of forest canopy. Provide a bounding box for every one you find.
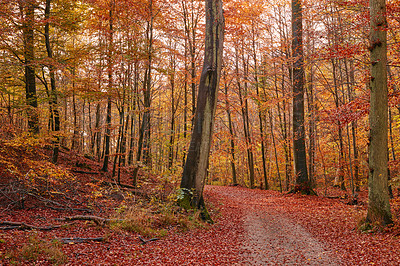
[1,0,400,200]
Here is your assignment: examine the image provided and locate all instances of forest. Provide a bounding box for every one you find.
[1,0,400,264]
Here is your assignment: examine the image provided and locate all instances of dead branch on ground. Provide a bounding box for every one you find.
[138,236,160,245]
[55,215,122,226]
[59,237,105,244]
[0,221,70,231]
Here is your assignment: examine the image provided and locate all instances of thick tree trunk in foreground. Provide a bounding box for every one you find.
[292,0,310,193]
[180,0,224,208]
[366,0,392,226]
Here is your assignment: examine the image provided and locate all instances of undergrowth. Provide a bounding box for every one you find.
[3,233,67,265]
[110,195,207,238]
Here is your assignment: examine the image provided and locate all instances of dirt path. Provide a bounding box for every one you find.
[207,186,342,265]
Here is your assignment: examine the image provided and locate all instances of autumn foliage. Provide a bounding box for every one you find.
[1,0,400,264]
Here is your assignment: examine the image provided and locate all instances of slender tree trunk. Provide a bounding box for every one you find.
[236,46,255,189]
[180,0,224,208]
[223,72,237,185]
[269,110,282,192]
[183,38,189,167]
[366,0,392,226]
[44,0,60,163]
[252,35,268,190]
[94,103,102,161]
[306,67,315,187]
[181,0,200,126]
[128,61,139,165]
[168,48,177,170]
[71,90,79,151]
[343,58,357,196]
[331,58,346,191]
[133,0,154,182]
[101,0,115,172]
[112,107,124,177]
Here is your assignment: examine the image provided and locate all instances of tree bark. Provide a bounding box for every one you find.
[223,70,237,185]
[44,0,60,163]
[20,0,39,134]
[292,0,310,193]
[366,0,392,226]
[180,0,224,208]
[101,0,115,172]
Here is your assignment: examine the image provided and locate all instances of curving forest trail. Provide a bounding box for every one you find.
[211,186,340,265]
[203,185,400,265]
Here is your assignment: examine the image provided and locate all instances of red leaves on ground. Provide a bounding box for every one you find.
[1,185,400,264]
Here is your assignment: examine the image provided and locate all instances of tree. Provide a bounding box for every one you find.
[292,0,310,193]
[180,0,224,210]
[132,0,157,185]
[20,0,39,134]
[101,0,115,172]
[44,0,61,163]
[366,0,392,227]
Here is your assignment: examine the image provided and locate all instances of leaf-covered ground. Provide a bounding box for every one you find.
[207,186,400,265]
[2,184,400,265]
[1,139,400,265]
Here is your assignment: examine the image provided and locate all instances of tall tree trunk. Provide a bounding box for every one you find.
[101,0,115,172]
[133,0,154,182]
[181,0,200,127]
[180,0,224,209]
[183,38,189,167]
[168,46,177,170]
[236,46,255,189]
[251,33,268,190]
[366,0,392,226]
[349,60,360,192]
[44,0,60,163]
[223,71,237,185]
[306,67,315,187]
[128,61,139,166]
[269,110,282,192]
[292,0,310,193]
[330,58,346,191]
[21,0,39,134]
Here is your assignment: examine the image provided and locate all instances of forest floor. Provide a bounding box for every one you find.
[1,138,400,265]
[207,186,400,265]
[1,184,400,265]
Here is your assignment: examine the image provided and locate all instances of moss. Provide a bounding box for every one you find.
[177,189,214,224]
[289,184,318,196]
[177,191,193,210]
